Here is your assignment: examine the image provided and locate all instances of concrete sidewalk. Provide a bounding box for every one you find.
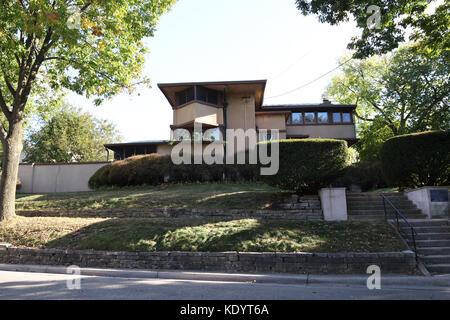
[1,263,449,288]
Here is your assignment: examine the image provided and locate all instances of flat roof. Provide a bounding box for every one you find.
[158,80,267,108]
[104,140,170,149]
[261,103,357,110]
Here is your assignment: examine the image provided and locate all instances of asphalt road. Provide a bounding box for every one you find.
[0,270,449,300]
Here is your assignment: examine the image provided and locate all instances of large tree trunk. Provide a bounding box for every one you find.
[0,121,23,221]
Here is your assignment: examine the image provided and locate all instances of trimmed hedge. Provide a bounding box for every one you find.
[262,139,350,195]
[381,131,450,188]
[89,139,351,193]
[333,161,388,192]
[88,154,260,189]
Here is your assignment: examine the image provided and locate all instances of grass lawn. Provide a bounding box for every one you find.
[0,216,406,253]
[5,183,406,254]
[15,183,281,212]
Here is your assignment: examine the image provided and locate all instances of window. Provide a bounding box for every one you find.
[204,128,221,141]
[343,113,352,123]
[333,113,342,123]
[187,85,219,106]
[304,112,316,124]
[176,87,195,106]
[317,112,329,123]
[292,113,303,124]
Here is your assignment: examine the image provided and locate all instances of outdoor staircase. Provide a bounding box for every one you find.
[399,219,450,275]
[347,192,427,221]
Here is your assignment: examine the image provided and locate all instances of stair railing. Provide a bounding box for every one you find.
[381,194,419,262]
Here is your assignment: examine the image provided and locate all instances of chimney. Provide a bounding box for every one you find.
[322,98,332,105]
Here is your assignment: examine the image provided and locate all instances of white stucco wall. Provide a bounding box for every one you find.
[18,162,109,194]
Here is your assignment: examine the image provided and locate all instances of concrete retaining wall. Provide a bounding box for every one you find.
[0,245,416,274]
[18,162,109,193]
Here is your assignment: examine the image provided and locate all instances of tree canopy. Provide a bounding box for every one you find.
[23,105,121,163]
[0,0,176,220]
[325,46,449,160]
[295,0,449,58]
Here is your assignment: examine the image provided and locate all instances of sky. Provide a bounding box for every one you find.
[67,0,361,142]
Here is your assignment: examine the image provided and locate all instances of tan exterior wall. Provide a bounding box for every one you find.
[173,102,223,127]
[287,124,356,139]
[256,114,287,140]
[156,144,173,156]
[18,162,109,194]
[226,94,256,132]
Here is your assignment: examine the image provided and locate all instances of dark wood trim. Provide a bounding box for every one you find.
[171,121,223,130]
[257,129,287,133]
[173,99,223,110]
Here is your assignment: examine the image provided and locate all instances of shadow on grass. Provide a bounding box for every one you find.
[16,183,282,212]
[44,218,406,254]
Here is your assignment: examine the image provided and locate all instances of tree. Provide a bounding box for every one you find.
[295,0,449,58]
[0,0,176,221]
[24,105,121,163]
[325,46,449,160]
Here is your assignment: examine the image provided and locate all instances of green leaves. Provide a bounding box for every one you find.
[23,105,122,163]
[295,0,449,58]
[326,46,449,161]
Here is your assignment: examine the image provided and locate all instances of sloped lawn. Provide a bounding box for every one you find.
[15,183,281,213]
[0,216,406,253]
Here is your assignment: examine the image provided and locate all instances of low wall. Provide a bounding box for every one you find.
[406,187,449,219]
[0,245,416,274]
[18,162,109,193]
[18,207,324,221]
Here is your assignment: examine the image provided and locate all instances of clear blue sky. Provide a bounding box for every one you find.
[68,0,359,142]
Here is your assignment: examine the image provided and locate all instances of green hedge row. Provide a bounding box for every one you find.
[333,161,388,192]
[262,139,350,194]
[381,131,450,188]
[89,154,259,189]
[89,139,351,195]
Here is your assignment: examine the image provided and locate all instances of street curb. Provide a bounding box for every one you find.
[1,263,449,288]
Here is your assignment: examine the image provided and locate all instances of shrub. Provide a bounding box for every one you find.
[333,161,388,191]
[88,153,260,189]
[263,139,350,195]
[381,131,450,188]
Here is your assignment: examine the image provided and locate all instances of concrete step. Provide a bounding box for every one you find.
[406,226,450,233]
[405,233,450,240]
[421,255,450,264]
[426,264,450,274]
[349,209,423,215]
[348,215,385,221]
[411,240,450,248]
[418,247,450,255]
[347,204,417,210]
[399,220,449,227]
[347,192,405,197]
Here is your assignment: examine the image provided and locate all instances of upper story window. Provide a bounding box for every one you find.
[177,87,195,106]
[197,86,219,105]
[175,86,220,107]
[317,112,328,124]
[342,113,352,123]
[333,113,342,123]
[292,113,303,124]
[304,112,316,124]
[287,111,354,125]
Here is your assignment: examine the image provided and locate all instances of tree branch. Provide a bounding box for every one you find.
[0,88,12,121]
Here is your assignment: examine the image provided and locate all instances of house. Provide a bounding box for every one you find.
[105,80,358,160]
